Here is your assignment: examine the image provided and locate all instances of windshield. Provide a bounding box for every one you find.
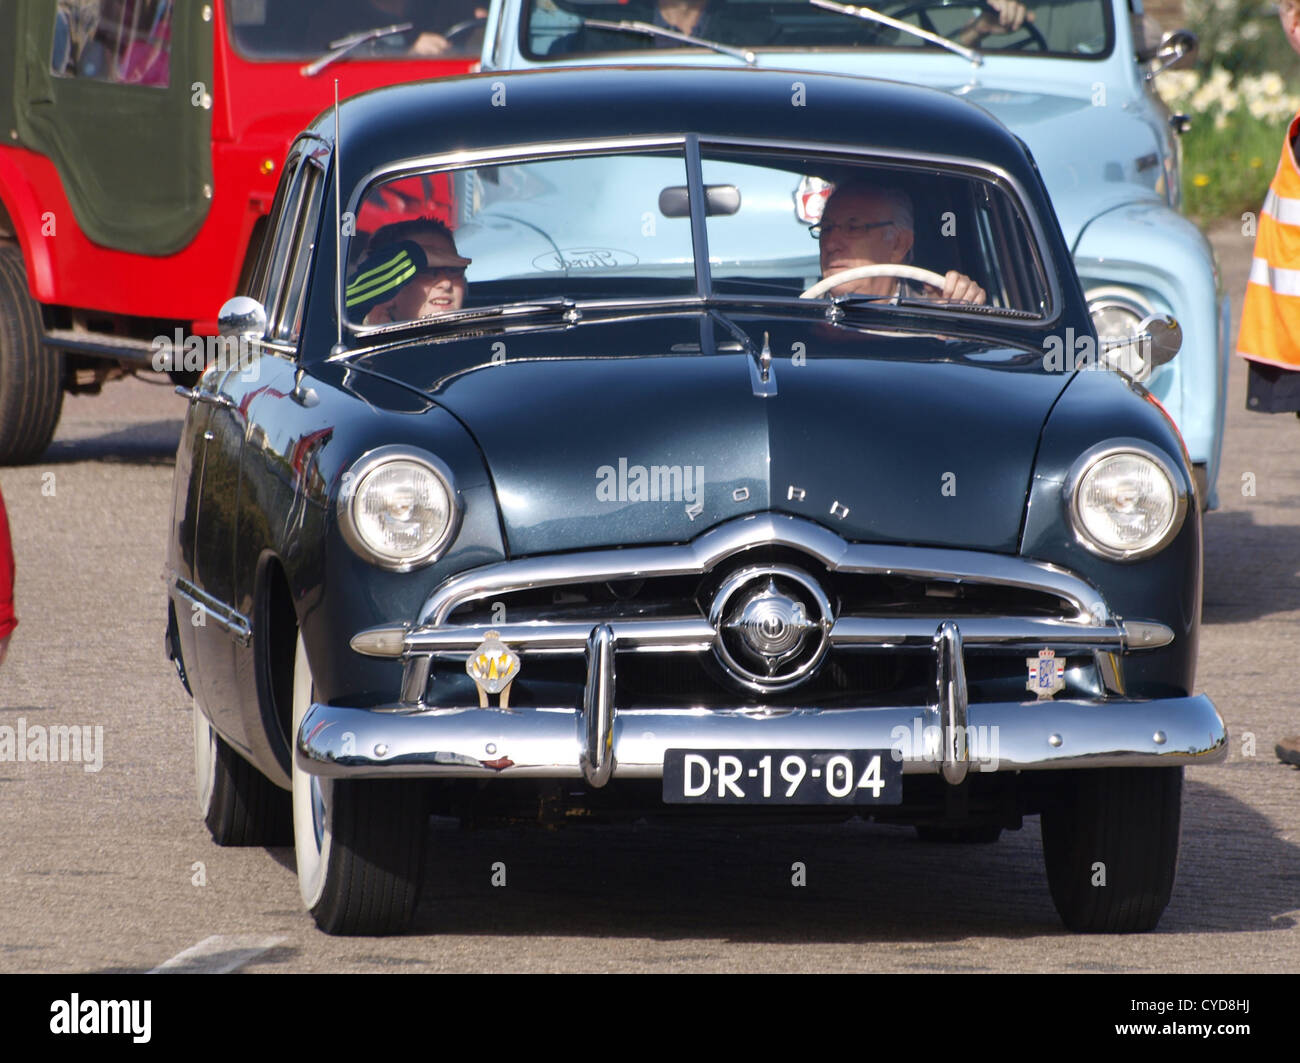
[342,144,1049,331]
[522,0,1113,61]
[228,0,486,60]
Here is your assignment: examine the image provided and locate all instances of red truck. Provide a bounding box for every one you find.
[0,0,480,464]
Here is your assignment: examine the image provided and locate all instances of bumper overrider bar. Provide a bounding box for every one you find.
[297,515,1227,784]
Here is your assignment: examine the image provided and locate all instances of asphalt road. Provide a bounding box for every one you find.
[0,220,1296,973]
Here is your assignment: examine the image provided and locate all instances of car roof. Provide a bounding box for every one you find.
[315,66,1039,189]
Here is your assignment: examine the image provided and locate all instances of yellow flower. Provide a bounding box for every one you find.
[1250,157,1264,168]
[1193,174,1211,187]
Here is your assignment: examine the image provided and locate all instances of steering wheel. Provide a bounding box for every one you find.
[801,264,949,300]
[890,1,1050,52]
[440,16,488,45]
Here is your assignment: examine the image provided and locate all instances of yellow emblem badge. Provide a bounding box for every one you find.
[466,630,520,708]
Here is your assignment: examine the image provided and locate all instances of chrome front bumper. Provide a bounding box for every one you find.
[295,693,1227,781]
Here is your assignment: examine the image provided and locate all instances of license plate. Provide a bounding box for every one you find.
[662,749,902,805]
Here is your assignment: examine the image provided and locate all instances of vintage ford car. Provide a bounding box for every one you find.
[167,66,1226,936]
[480,0,1229,508]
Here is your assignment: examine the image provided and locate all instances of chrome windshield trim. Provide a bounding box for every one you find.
[415,514,1110,628]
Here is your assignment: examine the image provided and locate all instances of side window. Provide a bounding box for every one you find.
[51,0,173,87]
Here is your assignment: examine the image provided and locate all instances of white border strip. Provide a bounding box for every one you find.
[148,935,287,975]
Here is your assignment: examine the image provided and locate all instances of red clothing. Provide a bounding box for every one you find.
[0,484,15,640]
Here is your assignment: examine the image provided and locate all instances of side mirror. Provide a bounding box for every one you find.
[1102,314,1181,381]
[1143,29,1198,80]
[218,296,268,340]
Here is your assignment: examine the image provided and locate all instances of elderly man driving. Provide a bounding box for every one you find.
[814,181,986,305]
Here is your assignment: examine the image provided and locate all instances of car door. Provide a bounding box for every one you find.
[185,142,323,755]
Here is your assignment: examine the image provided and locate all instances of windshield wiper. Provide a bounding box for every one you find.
[332,298,584,356]
[579,18,756,65]
[808,0,981,66]
[302,22,414,77]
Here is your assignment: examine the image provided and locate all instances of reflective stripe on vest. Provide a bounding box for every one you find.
[1237,111,1300,370]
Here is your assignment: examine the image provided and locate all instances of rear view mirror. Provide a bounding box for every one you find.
[658,184,742,218]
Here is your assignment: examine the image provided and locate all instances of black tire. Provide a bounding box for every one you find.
[0,245,63,465]
[308,779,429,936]
[196,705,292,847]
[1041,767,1182,933]
[290,631,427,934]
[915,824,1002,844]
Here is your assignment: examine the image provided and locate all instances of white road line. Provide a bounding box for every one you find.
[148,935,287,974]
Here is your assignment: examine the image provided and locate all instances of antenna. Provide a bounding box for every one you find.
[332,77,345,356]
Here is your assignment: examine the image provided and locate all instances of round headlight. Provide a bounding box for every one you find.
[1088,299,1145,345]
[338,448,459,571]
[1067,445,1186,561]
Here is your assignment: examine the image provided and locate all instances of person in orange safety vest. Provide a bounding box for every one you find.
[1241,3,1300,769]
[1239,0,1300,415]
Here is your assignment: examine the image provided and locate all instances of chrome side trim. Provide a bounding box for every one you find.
[295,694,1229,780]
[935,622,969,785]
[581,625,616,788]
[169,575,252,647]
[415,514,1111,628]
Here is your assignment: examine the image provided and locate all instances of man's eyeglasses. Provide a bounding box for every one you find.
[809,219,895,240]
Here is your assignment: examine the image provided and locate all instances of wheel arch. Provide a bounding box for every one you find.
[0,157,55,298]
[252,550,300,786]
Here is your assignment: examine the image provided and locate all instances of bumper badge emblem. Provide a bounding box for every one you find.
[468,630,520,709]
[1026,648,1065,700]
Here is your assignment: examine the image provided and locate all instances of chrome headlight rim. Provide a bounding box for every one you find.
[1085,287,1153,338]
[337,445,461,572]
[1064,440,1188,562]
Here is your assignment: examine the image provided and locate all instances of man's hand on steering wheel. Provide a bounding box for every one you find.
[962,0,1031,45]
[941,270,986,305]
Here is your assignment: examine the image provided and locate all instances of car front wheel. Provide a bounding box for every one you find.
[194,702,290,846]
[291,630,428,935]
[1041,766,1182,933]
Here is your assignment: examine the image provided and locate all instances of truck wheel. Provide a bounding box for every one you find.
[291,631,427,935]
[0,245,62,465]
[1041,767,1182,933]
[194,702,291,846]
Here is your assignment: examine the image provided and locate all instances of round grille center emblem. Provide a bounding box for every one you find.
[709,565,832,693]
[736,582,809,658]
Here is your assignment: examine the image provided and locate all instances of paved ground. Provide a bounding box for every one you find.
[0,219,1296,973]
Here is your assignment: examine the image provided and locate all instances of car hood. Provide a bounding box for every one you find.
[949,85,1165,245]
[356,318,1068,557]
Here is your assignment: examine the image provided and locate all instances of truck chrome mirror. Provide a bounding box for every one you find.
[1144,29,1197,79]
[1102,314,1181,381]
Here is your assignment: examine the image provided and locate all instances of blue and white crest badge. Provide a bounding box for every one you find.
[1026,648,1065,700]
